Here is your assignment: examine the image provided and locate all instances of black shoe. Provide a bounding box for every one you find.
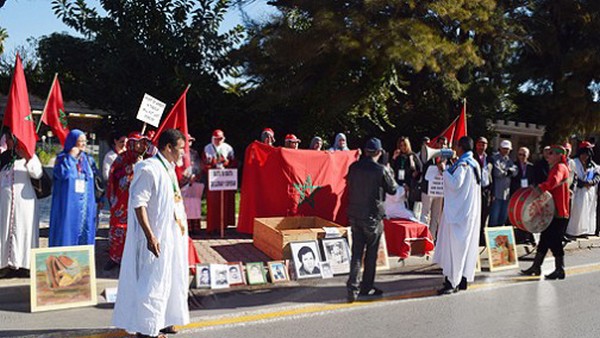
[103,259,119,271]
[520,266,541,276]
[545,269,565,280]
[160,325,178,334]
[359,287,384,298]
[458,277,468,290]
[438,278,458,295]
[347,290,358,303]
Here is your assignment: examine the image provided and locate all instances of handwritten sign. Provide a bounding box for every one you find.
[135,93,166,127]
[425,166,444,196]
[208,169,238,191]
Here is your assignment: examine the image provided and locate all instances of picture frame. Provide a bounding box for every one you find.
[210,264,230,289]
[320,237,351,275]
[485,226,519,272]
[267,261,289,283]
[246,262,267,285]
[376,232,390,271]
[320,262,334,279]
[290,240,322,279]
[227,262,246,286]
[30,245,97,312]
[195,264,211,289]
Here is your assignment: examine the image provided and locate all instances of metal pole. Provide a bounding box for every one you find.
[220,190,225,238]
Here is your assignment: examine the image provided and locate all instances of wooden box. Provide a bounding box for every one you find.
[253,217,348,260]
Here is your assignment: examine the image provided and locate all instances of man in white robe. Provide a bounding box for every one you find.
[566,142,600,237]
[113,129,189,337]
[433,136,482,294]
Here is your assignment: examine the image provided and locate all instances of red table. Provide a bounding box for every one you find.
[384,219,434,259]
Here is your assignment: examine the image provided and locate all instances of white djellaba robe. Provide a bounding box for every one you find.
[0,155,43,269]
[112,153,189,336]
[566,158,599,236]
[433,163,482,288]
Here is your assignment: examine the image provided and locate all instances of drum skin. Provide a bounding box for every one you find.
[508,187,554,233]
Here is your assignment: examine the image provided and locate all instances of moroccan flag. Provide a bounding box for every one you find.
[2,53,38,158]
[41,75,69,145]
[152,85,190,168]
[428,100,468,148]
[237,142,360,234]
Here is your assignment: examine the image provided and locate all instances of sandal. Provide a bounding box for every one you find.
[160,325,178,334]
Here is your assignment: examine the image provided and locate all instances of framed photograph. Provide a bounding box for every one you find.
[485,226,519,272]
[195,264,211,289]
[246,262,267,285]
[320,262,334,279]
[376,232,390,271]
[320,238,350,275]
[30,245,97,312]
[227,262,246,286]
[290,240,322,279]
[210,264,230,289]
[267,261,289,283]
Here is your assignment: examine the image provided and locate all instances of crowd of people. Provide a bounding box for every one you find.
[0,122,599,335]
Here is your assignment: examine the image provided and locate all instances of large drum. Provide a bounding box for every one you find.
[508,187,555,233]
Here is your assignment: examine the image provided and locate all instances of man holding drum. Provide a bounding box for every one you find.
[521,145,571,280]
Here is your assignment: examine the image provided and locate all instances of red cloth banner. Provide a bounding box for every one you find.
[152,86,190,168]
[42,75,70,145]
[2,54,38,158]
[237,142,360,234]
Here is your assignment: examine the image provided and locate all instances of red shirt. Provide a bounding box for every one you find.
[538,162,570,218]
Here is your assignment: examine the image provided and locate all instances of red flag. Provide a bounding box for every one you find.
[428,100,467,148]
[237,142,360,234]
[41,75,70,145]
[2,54,38,158]
[152,86,190,168]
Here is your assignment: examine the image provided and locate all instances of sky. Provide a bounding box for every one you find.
[0,0,274,54]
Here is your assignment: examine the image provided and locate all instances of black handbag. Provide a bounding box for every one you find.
[31,169,52,199]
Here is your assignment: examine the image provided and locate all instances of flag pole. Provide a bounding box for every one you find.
[37,73,58,133]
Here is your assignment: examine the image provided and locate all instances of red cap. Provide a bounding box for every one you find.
[212,129,224,138]
[128,131,149,141]
[285,134,300,143]
[579,141,594,149]
[262,128,274,135]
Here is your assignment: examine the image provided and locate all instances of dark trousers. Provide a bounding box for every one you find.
[537,217,569,258]
[479,188,492,245]
[346,218,383,292]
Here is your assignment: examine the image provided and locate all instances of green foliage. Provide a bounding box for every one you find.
[0,27,7,55]
[36,145,62,166]
[35,0,244,141]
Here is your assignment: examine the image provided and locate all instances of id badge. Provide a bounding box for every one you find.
[397,169,406,181]
[0,172,10,188]
[75,179,86,193]
[520,178,529,188]
[174,201,186,221]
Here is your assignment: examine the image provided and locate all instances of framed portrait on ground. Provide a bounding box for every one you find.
[485,226,519,272]
[227,262,246,286]
[290,240,322,279]
[195,264,211,289]
[320,262,334,279]
[246,262,267,285]
[320,238,350,275]
[30,245,97,312]
[346,228,390,271]
[210,264,230,289]
[267,261,289,283]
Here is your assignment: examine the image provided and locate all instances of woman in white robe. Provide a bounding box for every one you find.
[566,143,600,237]
[0,133,43,274]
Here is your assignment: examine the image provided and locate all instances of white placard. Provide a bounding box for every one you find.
[208,168,238,191]
[135,93,166,127]
[425,166,444,196]
[323,227,342,238]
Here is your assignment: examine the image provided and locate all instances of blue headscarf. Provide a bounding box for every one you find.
[331,133,349,151]
[449,150,481,184]
[63,129,85,154]
[62,129,93,178]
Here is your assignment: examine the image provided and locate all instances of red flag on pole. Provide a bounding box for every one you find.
[428,99,467,148]
[152,85,191,168]
[2,53,38,158]
[41,75,70,145]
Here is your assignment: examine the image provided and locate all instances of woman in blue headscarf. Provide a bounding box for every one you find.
[49,129,97,246]
[328,133,350,151]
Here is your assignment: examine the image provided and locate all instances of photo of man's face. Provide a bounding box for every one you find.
[301,251,316,272]
[229,267,240,280]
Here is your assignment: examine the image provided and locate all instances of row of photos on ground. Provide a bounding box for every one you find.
[195,237,353,289]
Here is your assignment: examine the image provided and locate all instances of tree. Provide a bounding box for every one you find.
[35,0,244,140]
[511,0,600,143]
[232,0,521,147]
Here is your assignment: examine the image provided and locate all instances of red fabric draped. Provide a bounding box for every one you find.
[237,142,360,234]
